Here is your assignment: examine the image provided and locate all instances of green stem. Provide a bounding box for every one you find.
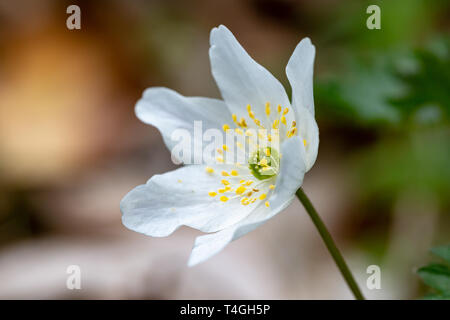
[296,187,365,300]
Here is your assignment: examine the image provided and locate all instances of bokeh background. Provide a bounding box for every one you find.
[0,0,449,299]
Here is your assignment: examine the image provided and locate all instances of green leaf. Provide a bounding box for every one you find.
[417,264,450,294]
[431,245,450,263]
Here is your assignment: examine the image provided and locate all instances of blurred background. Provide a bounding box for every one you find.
[0,0,449,299]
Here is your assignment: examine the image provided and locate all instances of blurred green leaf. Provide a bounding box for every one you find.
[431,245,450,264]
[418,245,450,299]
[392,38,450,121]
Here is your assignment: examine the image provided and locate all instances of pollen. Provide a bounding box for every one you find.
[265,201,270,207]
[220,196,229,202]
[230,170,239,176]
[236,186,246,195]
[247,104,252,112]
[245,180,254,186]
[221,179,230,185]
[272,119,279,129]
[241,197,249,205]
[277,104,282,113]
[265,102,271,116]
[303,139,307,146]
[269,184,275,190]
[222,144,229,151]
[205,166,214,173]
[283,107,289,115]
[221,171,229,176]
[235,128,243,135]
[248,110,255,119]
[265,148,271,156]
[218,188,227,193]
[208,191,217,197]
[232,114,237,122]
[281,116,287,125]
[216,156,224,163]
[287,127,297,138]
[259,193,267,200]
[222,124,230,132]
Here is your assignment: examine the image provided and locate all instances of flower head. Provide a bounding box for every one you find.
[120,25,319,266]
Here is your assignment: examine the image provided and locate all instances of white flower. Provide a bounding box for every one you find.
[120,25,319,266]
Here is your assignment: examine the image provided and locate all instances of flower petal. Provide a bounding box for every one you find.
[286,38,319,171]
[286,37,316,116]
[209,25,291,128]
[121,164,259,237]
[297,108,319,171]
[188,137,306,266]
[135,87,232,164]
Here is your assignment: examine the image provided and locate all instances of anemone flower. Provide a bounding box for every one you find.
[120,25,364,299]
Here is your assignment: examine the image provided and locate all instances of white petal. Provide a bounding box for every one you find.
[120,164,259,237]
[188,137,306,266]
[286,38,319,171]
[209,25,291,128]
[286,37,316,116]
[135,87,231,164]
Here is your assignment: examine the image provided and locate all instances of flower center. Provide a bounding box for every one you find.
[206,102,303,208]
[248,147,279,180]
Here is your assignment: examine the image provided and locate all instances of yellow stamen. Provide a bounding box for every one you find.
[236,186,246,195]
[230,170,239,176]
[303,139,307,146]
[269,184,275,190]
[265,102,271,116]
[245,180,254,186]
[241,197,249,205]
[281,116,287,125]
[272,119,279,129]
[259,193,267,200]
[265,201,270,207]
[277,105,282,113]
[232,114,237,122]
[222,124,230,132]
[245,130,253,136]
[220,196,229,202]
[205,167,214,173]
[283,107,289,115]
[259,158,268,166]
[265,148,271,156]
[221,171,229,176]
[218,188,227,193]
[222,144,229,151]
[287,127,297,138]
[292,120,296,127]
[235,128,243,135]
[208,191,217,197]
[221,179,230,185]
[216,156,224,163]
